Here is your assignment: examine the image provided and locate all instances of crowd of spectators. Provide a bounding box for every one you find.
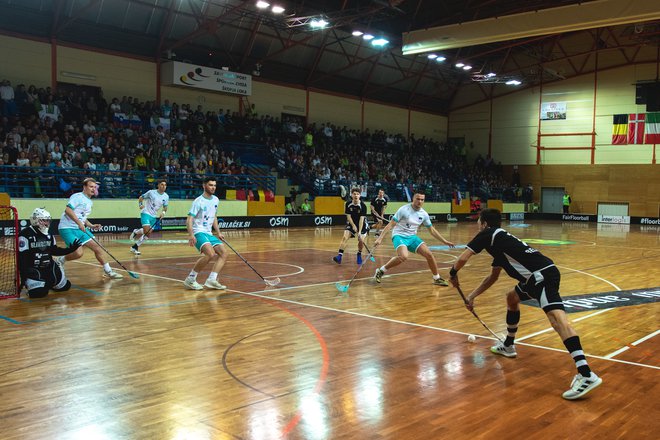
[1,77,522,203]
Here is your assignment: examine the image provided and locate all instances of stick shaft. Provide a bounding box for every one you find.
[86,231,135,275]
[456,285,503,342]
[222,238,269,282]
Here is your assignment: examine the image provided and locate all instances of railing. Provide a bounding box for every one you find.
[0,165,275,199]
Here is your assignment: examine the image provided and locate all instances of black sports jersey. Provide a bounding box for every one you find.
[345,200,367,226]
[466,227,555,282]
[370,196,388,215]
[18,226,74,275]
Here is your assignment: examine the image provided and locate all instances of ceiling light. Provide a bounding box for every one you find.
[352,30,364,36]
[487,72,497,77]
[256,1,270,8]
[463,65,472,70]
[436,56,446,62]
[310,19,328,29]
[427,54,438,59]
[271,5,285,13]
[506,79,522,85]
[372,38,389,47]
[363,34,374,40]
[455,62,464,68]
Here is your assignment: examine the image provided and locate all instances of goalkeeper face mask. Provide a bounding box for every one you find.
[30,208,52,235]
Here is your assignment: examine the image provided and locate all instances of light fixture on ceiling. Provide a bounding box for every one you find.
[352,30,364,36]
[486,72,497,77]
[505,79,522,85]
[462,65,472,70]
[427,54,438,59]
[455,62,464,68]
[272,5,285,14]
[310,18,328,29]
[362,34,374,40]
[256,1,269,9]
[435,56,446,62]
[372,38,389,47]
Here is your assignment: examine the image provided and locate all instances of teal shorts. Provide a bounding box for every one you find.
[59,228,94,247]
[141,213,157,227]
[392,234,424,253]
[194,232,223,253]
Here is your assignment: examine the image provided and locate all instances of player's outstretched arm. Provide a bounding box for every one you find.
[51,239,83,256]
[429,226,455,247]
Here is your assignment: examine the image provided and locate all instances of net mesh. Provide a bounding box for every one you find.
[0,206,19,299]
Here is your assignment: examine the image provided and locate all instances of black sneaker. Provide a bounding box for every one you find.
[332,255,342,264]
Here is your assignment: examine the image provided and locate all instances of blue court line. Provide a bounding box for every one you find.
[0,315,23,325]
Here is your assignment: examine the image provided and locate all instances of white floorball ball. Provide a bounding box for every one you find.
[467,335,476,343]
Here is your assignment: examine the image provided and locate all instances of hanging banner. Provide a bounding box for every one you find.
[161,61,252,96]
[541,101,567,120]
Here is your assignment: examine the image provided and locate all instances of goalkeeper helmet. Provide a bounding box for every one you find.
[30,208,52,235]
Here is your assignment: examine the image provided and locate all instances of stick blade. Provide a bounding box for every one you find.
[128,271,140,279]
[264,277,280,286]
[335,282,350,293]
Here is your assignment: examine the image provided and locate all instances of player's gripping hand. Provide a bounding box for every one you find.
[70,238,83,251]
[188,235,196,247]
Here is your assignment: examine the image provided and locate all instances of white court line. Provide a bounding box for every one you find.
[66,260,659,370]
[604,329,660,359]
[515,309,614,342]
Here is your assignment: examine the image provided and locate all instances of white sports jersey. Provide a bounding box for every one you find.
[141,189,169,217]
[391,204,432,237]
[59,192,93,230]
[188,194,219,234]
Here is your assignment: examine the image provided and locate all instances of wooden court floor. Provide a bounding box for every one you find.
[0,220,658,439]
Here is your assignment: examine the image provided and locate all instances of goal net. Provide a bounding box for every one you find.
[0,206,19,299]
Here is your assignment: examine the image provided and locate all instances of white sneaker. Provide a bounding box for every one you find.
[103,270,124,279]
[490,341,517,358]
[204,279,227,290]
[562,373,603,400]
[130,246,141,255]
[184,278,203,290]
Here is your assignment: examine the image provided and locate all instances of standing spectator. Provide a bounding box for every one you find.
[563,190,571,214]
[0,79,17,117]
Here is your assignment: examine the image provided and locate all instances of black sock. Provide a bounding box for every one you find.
[338,249,344,255]
[564,335,592,377]
[504,310,520,347]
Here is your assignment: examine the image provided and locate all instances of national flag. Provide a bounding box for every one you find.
[644,112,660,144]
[612,114,628,144]
[112,112,141,129]
[627,113,645,144]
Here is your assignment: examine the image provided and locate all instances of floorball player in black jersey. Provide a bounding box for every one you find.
[18,208,81,298]
[370,189,388,237]
[449,208,602,400]
[333,187,369,265]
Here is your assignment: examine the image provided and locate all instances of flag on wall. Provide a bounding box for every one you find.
[627,113,645,144]
[612,114,628,144]
[645,112,660,144]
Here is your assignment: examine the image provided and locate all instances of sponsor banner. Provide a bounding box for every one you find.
[562,214,592,222]
[523,288,660,312]
[157,215,346,230]
[0,218,136,237]
[161,61,252,96]
[541,101,567,120]
[598,214,631,224]
[509,212,525,221]
[636,217,660,225]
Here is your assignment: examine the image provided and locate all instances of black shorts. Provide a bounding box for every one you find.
[345,223,369,237]
[515,265,565,312]
[22,264,70,298]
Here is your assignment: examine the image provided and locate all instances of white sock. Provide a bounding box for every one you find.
[433,274,440,280]
[134,228,143,236]
[136,236,145,246]
[187,270,197,280]
[208,272,218,281]
[103,263,111,272]
[380,266,387,273]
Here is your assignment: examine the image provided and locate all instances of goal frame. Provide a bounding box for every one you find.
[0,205,19,299]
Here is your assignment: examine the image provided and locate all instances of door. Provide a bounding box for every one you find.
[541,187,564,213]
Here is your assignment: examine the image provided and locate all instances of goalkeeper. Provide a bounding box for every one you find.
[18,208,81,298]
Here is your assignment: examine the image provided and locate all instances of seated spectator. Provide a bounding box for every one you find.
[301,198,313,215]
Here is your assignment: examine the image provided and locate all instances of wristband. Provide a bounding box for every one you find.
[449,266,458,277]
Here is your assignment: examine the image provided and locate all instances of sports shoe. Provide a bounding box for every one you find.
[129,229,138,241]
[204,279,227,290]
[374,268,384,283]
[184,278,203,290]
[333,255,342,264]
[562,373,603,400]
[103,270,124,280]
[357,253,363,265]
[433,276,449,286]
[490,341,517,358]
[130,245,141,255]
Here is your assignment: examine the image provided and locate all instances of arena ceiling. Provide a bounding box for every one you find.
[1,0,659,114]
